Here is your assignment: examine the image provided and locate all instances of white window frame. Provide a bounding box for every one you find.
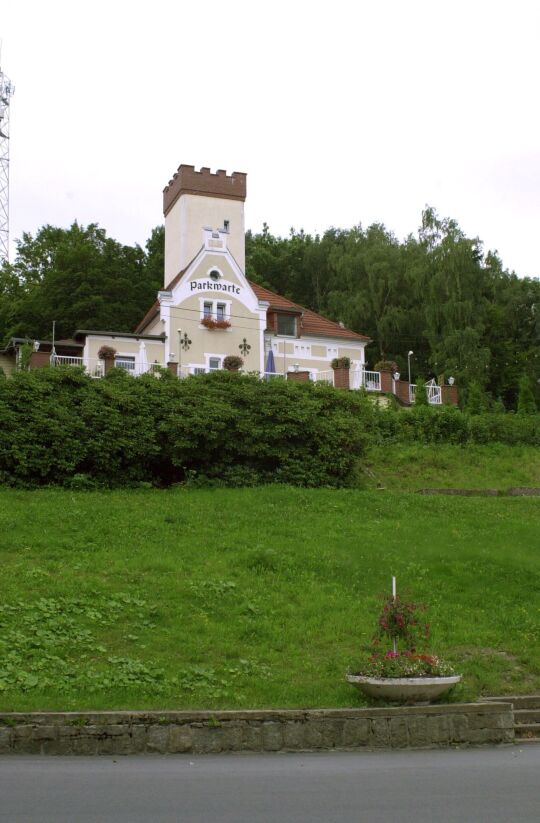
[206,354,223,371]
[114,353,136,372]
[198,298,232,322]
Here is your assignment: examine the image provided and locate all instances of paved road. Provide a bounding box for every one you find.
[1,746,539,822]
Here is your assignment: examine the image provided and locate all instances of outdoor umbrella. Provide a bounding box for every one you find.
[265,349,276,378]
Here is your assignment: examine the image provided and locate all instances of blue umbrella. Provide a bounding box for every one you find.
[265,349,276,378]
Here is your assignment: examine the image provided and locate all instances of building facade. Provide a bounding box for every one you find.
[77,164,370,381]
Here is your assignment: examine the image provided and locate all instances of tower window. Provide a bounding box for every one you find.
[203,302,213,318]
[224,220,230,232]
[216,303,226,321]
[209,269,221,281]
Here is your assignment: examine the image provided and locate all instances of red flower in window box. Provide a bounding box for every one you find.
[201,316,231,330]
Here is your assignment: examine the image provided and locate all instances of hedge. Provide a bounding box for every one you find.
[2,369,537,488]
[0,368,373,488]
[371,404,540,446]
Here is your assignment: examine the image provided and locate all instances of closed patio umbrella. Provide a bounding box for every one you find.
[265,349,276,378]
[139,340,148,376]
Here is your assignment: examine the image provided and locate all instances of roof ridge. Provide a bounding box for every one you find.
[247,279,304,311]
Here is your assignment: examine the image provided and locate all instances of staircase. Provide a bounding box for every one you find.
[482,695,540,743]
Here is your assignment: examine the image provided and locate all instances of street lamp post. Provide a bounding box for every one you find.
[177,329,182,376]
[407,350,413,386]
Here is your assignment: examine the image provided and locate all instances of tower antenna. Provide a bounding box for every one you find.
[0,56,15,263]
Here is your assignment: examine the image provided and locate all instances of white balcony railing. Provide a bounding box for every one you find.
[51,355,85,368]
[362,370,381,392]
[48,357,444,404]
[409,382,442,405]
[311,370,334,384]
[51,355,165,378]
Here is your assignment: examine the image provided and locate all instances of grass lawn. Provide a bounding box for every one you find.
[362,443,540,491]
[0,485,539,712]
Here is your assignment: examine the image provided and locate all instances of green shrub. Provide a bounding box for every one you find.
[0,369,371,488]
[372,405,540,447]
[517,374,537,415]
[465,381,489,415]
[414,376,428,406]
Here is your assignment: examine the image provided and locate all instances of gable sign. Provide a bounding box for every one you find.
[190,278,241,296]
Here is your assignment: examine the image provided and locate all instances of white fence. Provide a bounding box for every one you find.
[51,355,163,378]
[311,370,334,384]
[49,357,444,404]
[409,382,442,405]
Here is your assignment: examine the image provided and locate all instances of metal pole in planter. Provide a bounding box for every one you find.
[392,576,397,654]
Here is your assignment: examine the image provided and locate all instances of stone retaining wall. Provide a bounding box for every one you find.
[0,703,513,755]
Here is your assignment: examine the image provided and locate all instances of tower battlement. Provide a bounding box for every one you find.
[163,165,247,215]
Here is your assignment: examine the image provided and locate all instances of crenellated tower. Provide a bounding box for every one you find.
[163,164,247,286]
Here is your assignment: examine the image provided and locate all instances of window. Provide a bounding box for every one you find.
[209,270,220,281]
[223,220,230,232]
[209,357,221,371]
[216,303,226,321]
[277,314,296,336]
[203,302,213,318]
[115,355,135,372]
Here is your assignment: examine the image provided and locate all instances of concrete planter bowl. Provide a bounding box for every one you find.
[347,674,461,704]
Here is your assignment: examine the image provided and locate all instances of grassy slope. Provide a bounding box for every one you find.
[362,443,540,491]
[1,485,538,711]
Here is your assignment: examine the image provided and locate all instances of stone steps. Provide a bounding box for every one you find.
[514,709,540,724]
[481,695,540,743]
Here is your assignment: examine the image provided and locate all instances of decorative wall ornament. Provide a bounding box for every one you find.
[239,338,251,356]
[180,332,192,351]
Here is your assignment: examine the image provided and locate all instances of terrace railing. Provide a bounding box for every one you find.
[409,382,442,405]
[362,370,381,392]
[51,354,84,368]
[311,370,334,385]
[50,355,165,378]
[48,357,444,404]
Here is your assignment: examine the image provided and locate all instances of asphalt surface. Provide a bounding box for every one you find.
[1,746,539,822]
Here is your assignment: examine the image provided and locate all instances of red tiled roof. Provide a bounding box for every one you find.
[249,281,370,341]
[135,269,370,342]
[134,301,159,333]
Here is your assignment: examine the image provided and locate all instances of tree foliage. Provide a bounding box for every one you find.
[0,223,163,342]
[246,210,540,410]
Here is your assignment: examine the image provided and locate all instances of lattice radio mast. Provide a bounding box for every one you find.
[0,58,15,263]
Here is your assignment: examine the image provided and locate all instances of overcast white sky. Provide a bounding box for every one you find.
[2,0,540,277]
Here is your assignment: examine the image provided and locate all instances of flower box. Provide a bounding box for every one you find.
[201,317,231,330]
